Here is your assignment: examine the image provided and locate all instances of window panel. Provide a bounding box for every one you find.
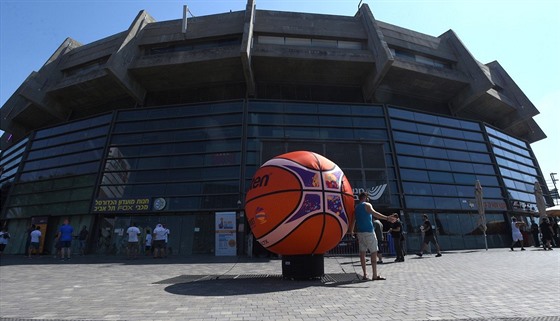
[353,129,388,140]
[453,173,476,185]
[400,169,429,181]
[422,146,447,159]
[396,143,423,156]
[393,131,420,144]
[388,107,414,120]
[398,156,426,169]
[428,171,454,183]
[319,116,352,127]
[403,182,431,195]
[425,159,451,171]
[431,184,458,197]
[434,197,462,210]
[391,119,417,131]
[450,161,474,173]
[447,150,470,161]
[405,196,435,209]
[416,124,441,136]
[474,164,496,175]
[419,135,444,147]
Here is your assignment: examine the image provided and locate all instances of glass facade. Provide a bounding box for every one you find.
[486,126,543,212]
[0,100,551,255]
[4,114,112,219]
[98,102,244,211]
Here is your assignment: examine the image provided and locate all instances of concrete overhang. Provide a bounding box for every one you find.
[9,101,61,132]
[130,54,245,91]
[506,118,546,143]
[251,45,374,86]
[376,60,469,103]
[47,71,135,115]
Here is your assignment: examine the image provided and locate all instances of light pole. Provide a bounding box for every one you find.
[551,173,559,204]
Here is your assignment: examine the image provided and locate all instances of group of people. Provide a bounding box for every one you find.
[512,216,558,251]
[23,219,86,260]
[352,191,559,281]
[126,223,170,259]
[350,192,444,281]
[349,192,411,281]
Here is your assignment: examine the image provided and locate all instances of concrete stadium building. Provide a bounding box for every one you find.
[0,1,554,256]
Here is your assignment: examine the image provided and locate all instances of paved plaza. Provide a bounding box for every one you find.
[0,248,559,321]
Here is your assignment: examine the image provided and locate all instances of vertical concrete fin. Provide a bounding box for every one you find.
[1,37,79,137]
[105,10,154,105]
[487,61,539,130]
[241,0,256,97]
[441,29,495,115]
[357,4,393,102]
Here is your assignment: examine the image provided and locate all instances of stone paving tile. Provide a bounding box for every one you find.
[0,249,559,321]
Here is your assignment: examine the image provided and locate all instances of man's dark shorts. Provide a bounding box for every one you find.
[30,242,40,249]
[423,234,438,245]
[59,241,71,248]
[153,240,165,249]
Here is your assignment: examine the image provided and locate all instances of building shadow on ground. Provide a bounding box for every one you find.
[160,273,365,296]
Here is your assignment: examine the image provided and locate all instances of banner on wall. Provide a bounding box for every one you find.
[215,212,237,256]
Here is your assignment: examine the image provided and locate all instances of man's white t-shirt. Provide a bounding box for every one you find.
[153,226,168,241]
[30,230,42,243]
[127,226,141,242]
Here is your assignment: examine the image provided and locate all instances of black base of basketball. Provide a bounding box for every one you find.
[281,254,324,280]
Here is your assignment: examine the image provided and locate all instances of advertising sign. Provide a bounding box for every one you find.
[92,198,150,213]
[215,212,237,256]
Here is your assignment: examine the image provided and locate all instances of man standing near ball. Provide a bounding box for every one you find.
[349,192,394,281]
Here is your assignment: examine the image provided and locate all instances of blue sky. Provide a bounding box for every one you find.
[1,0,558,189]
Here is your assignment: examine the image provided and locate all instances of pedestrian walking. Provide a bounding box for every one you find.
[530,219,540,247]
[510,217,526,251]
[417,214,442,257]
[540,217,554,251]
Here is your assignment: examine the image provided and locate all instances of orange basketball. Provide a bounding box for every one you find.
[245,151,355,255]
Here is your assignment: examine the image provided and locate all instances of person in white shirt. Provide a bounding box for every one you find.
[510,217,526,251]
[28,226,42,258]
[152,224,168,259]
[126,222,141,259]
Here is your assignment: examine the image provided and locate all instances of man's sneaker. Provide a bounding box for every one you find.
[510,247,514,251]
[416,253,423,257]
[377,260,384,264]
[436,253,442,257]
[521,248,526,251]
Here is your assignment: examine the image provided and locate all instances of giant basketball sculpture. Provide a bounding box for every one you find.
[245,151,355,278]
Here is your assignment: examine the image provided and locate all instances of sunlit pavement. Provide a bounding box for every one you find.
[1,248,559,321]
